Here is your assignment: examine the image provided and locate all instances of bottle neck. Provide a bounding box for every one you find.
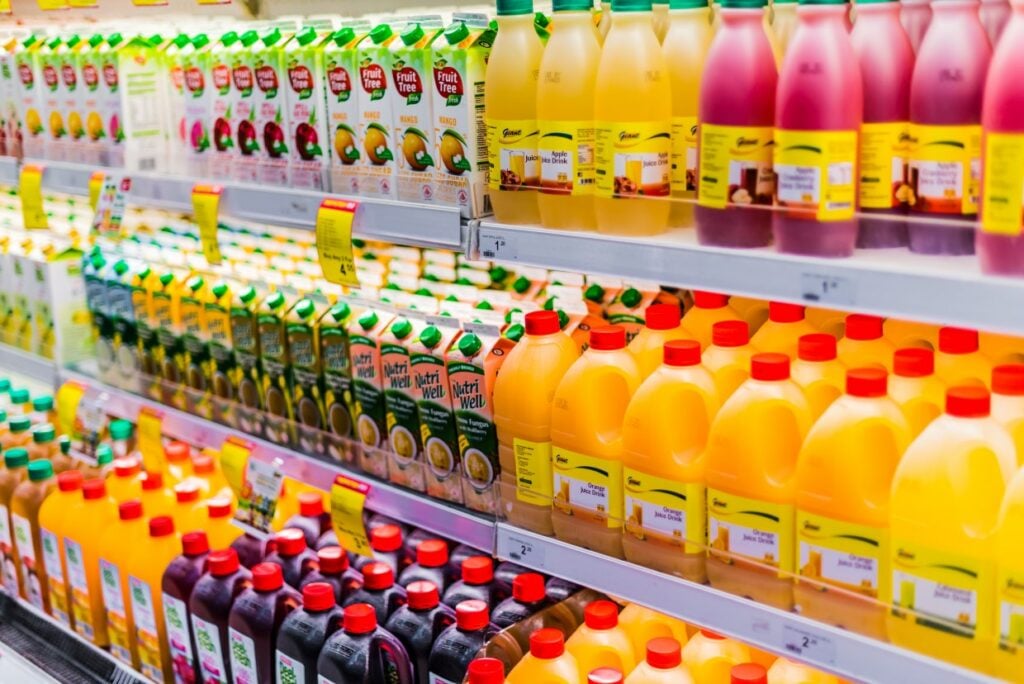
[719,7,766,25]
[497,13,536,29]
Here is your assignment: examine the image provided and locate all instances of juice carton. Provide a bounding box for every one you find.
[323,25,368,195]
[58,35,84,163]
[228,30,261,183]
[357,24,400,198]
[133,261,160,397]
[254,27,293,186]
[106,259,138,390]
[203,281,236,426]
[0,38,22,159]
[318,300,358,464]
[39,37,66,162]
[13,35,44,160]
[77,34,106,167]
[391,19,444,203]
[606,284,660,344]
[288,297,329,457]
[230,284,264,433]
[284,27,330,190]
[258,289,296,447]
[180,275,213,420]
[161,34,191,175]
[94,33,127,168]
[350,307,396,478]
[181,34,214,178]
[119,36,166,172]
[208,31,241,181]
[381,316,429,492]
[152,268,187,409]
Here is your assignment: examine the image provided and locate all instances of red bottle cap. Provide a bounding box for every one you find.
[693,291,729,309]
[700,629,725,639]
[511,573,545,603]
[175,483,200,503]
[192,455,215,475]
[664,340,701,367]
[750,353,790,381]
[275,528,308,557]
[208,548,240,577]
[468,658,506,684]
[590,326,627,351]
[525,310,561,336]
[149,516,174,537]
[252,562,284,591]
[939,327,979,354]
[114,458,141,478]
[344,603,377,634]
[712,320,749,348]
[207,498,232,519]
[416,539,448,567]
[317,547,349,574]
[645,304,681,331]
[298,491,324,517]
[407,580,440,610]
[893,348,934,377]
[769,301,804,323]
[583,600,619,630]
[164,441,190,462]
[798,333,837,362]
[646,637,682,669]
[182,531,209,556]
[362,562,395,590]
[141,471,164,491]
[845,314,884,340]
[993,364,1024,396]
[731,663,769,684]
[529,628,565,659]
[118,500,143,521]
[588,668,624,684]
[82,478,107,500]
[370,524,402,552]
[456,599,490,631]
[846,368,887,398]
[946,386,991,417]
[302,582,336,611]
[57,470,83,492]
[462,556,493,585]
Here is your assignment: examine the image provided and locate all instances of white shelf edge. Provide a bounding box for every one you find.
[0,156,18,187]
[58,369,495,551]
[0,343,58,387]
[494,524,998,684]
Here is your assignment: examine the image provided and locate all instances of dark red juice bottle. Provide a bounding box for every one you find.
[494,561,530,588]
[384,581,456,684]
[227,562,301,684]
[230,533,268,570]
[398,539,450,592]
[446,544,479,585]
[265,528,318,589]
[274,582,344,684]
[161,531,211,684]
[188,548,252,684]
[354,524,414,574]
[467,657,506,684]
[285,492,332,547]
[343,561,408,623]
[427,600,497,684]
[490,573,552,652]
[315,529,339,551]
[403,527,443,558]
[442,557,510,610]
[300,546,363,603]
[317,603,415,684]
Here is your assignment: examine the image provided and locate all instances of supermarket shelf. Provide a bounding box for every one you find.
[473,220,1024,336]
[58,368,495,551]
[0,343,58,387]
[0,156,18,187]
[31,159,468,251]
[494,524,996,684]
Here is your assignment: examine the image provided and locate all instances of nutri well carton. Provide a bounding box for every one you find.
[381,315,428,492]
[285,27,329,190]
[413,318,463,504]
[323,25,367,195]
[229,30,261,184]
[230,284,264,434]
[254,27,293,186]
[208,31,241,181]
[350,307,395,478]
[357,24,399,198]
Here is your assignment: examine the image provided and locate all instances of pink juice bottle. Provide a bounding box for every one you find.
[908,0,991,255]
[980,0,1011,46]
[696,0,778,248]
[900,0,932,53]
[773,0,862,258]
[851,0,915,248]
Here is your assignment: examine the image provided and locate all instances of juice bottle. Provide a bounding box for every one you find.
[266,528,319,589]
[37,469,83,630]
[791,333,845,420]
[795,368,911,639]
[231,531,269,570]
[300,547,364,604]
[108,457,143,504]
[681,630,750,683]
[536,0,602,230]
[770,0,799,58]
[705,354,812,609]
[766,658,839,684]
[890,347,944,437]
[883,318,938,350]
[4,416,32,451]
[625,637,692,683]
[907,0,991,255]
[750,302,817,358]
[617,604,689,658]
[889,386,1016,672]
[8,388,30,416]
[936,326,992,388]
[591,669,625,683]
[205,498,242,551]
[344,561,409,623]
[11,460,56,611]
[681,293,740,350]
[33,425,72,474]
[851,0,914,249]
[628,304,688,378]
[485,0,544,226]
[696,0,777,248]
[703,320,754,401]
[109,419,136,460]
[191,454,231,499]
[275,582,345,684]
[30,395,57,427]
[900,0,932,52]
[161,530,211,684]
[981,0,1012,44]
[386,581,456,684]
[284,491,331,547]
[662,0,712,228]
[398,538,450,592]
[189,548,253,683]
[443,555,511,609]
[0,448,28,597]
[995,466,1024,681]
[64,478,117,645]
[732,664,770,684]
[128,516,182,683]
[622,340,719,581]
[172,483,206,534]
[140,471,175,519]
[992,364,1024,455]
[593,0,672,236]
[507,628,578,683]
[428,600,496,683]
[490,573,551,648]
[552,326,643,557]
[164,440,193,484]
[99,500,148,669]
[837,314,894,370]
[356,523,414,573]
[566,600,637,677]
[228,562,302,684]
[317,602,414,683]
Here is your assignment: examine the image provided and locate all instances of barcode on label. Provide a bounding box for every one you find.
[478,232,508,260]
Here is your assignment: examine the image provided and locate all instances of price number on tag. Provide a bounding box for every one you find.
[781,625,836,665]
[500,531,545,569]
[477,231,511,261]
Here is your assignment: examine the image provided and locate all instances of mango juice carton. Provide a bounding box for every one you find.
[57,35,84,162]
[0,38,21,158]
[77,34,106,167]
[208,31,242,181]
[230,284,264,434]
[180,275,213,420]
[323,25,368,195]
[13,34,44,159]
[181,33,214,177]
[350,306,396,478]
[318,300,358,465]
[357,23,400,198]
[288,296,329,457]
[257,289,296,446]
[431,16,494,217]
[254,27,293,186]
[284,27,329,190]
[381,315,428,491]
[228,30,261,183]
[38,37,66,161]
[413,317,464,503]
[205,280,236,426]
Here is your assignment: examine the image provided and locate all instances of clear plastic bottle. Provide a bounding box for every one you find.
[0,448,28,596]
[3,415,33,452]
[31,424,70,473]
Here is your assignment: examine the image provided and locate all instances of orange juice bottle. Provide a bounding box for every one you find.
[766,658,839,684]
[566,599,637,676]
[883,318,938,350]
[4,415,33,452]
[206,497,241,550]
[494,310,580,536]
[99,500,148,669]
[507,628,579,683]
[108,457,143,504]
[681,630,750,684]
[551,326,643,558]
[172,483,206,535]
[703,320,753,401]
[705,354,812,610]
[837,314,894,371]
[888,387,1017,673]
[626,637,693,683]
[750,303,817,358]
[890,348,944,438]
[794,368,911,639]
[992,364,1024,455]
[629,304,690,378]
[681,292,740,349]
[0,448,29,597]
[140,471,175,519]
[791,334,845,421]
[64,478,117,645]
[127,515,181,683]
[38,469,83,630]
[163,440,193,484]
[981,331,1024,366]
[995,465,1024,681]
[729,297,770,334]
[622,340,718,581]
[804,307,846,339]
[191,453,232,499]
[11,460,57,611]
[617,603,689,659]
[935,327,992,388]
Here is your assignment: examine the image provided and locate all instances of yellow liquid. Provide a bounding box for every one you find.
[126,529,182,683]
[64,493,117,645]
[37,486,79,632]
[682,630,750,684]
[618,604,689,659]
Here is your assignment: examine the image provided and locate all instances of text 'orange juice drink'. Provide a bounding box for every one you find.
[703,320,753,401]
[705,353,812,610]
[888,387,1017,674]
[494,310,579,535]
[629,303,687,378]
[750,302,816,358]
[795,368,911,639]
[791,334,844,421]
[552,326,642,558]
[889,347,944,438]
[622,340,718,582]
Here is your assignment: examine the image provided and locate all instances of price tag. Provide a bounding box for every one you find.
[781,624,837,665]
[0,1,11,14]
[477,230,511,261]
[36,0,68,8]
[233,458,284,538]
[136,407,163,474]
[800,273,855,306]
[69,0,98,6]
[56,381,86,441]
[499,530,546,570]
[330,475,371,557]
[219,435,253,498]
[131,0,168,4]
[316,199,359,286]
[197,0,231,4]
[192,184,224,265]
[19,164,47,230]
[87,171,104,212]
[92,174,131,236]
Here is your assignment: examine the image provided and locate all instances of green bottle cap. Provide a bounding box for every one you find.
[504,323,525,342]
[191,33,209,50]
[212,283,229,299]
[4,448,28,469]
[489,266,509,283]
[113,260,129,276]
[369,24,393,45]
[96,444,113,466]
[240,30,261,47]
[59,435,71,455]
[108,33,124,48]
[512,276,531,294]
[27,460,53,482]
[719,0,766,7]
[475,300,494,311]
[333,27,356,47]
[444,22,470,45]
[296,26,318,46]
[32,424,55,444]
[172,34,191,49]
[458,333,483,357]
[159,272,174,287]
[265,291,286,311]
[584,284,605,302]
[187,276,205,292]
[220,30,240,47]
[110,419,133,440]
[330,302,351,322]
[358,311,379,331]
[505,308,522,324]
[391,319,413,339]
[239,286,257,304]
[262,28,282,47]
[669,0,708,7]
[611,0,653,10]
[621,288,642,307]
[498,0,535,15]
[295,299,316,320]
[554,0,594,9]
[9,389,29,405]
[420,326,442,349]
[0,411,6,424]
[32,396,53,412]
[0,379,8,393]
[401,23,425,46]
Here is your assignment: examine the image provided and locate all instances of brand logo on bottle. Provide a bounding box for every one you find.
[103,62,118,88]
[185,66,204,94]
[42,65,58,89]
[359,62,386,100]
[232,65,253,94]
[61,64,76,88]
[433,62,462,106]
[327,65,351,101]
[288,65,312,94]
[212,63,231,94]
[392,64,422,103]
[255,65,278,93]
[17,62,33,86]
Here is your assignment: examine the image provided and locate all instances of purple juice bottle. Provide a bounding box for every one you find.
[161,531,211,684]
[490,573,551,630]
[447,544,480,586]
[403,527,442,558]
[230,533,268,570]
[315,529,339,550]
[317,603,415,684]
[442,556,510,610]
[227,563,301,684]
[354,524,415,574]
[427,600,498,684]
[384,581,456,684]
[300,546,363,603]
[188,549,252,684]
[397,539,450,592]
[264,528,318,589]
[343,561,408,623]
[275,582,344,684]
[284,492,332,547]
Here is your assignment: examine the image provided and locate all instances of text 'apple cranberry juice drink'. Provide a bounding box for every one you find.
[696,0,777,248]
[358,24,399,199]
[255,27,293,187]
[208,31,240,181]
[382,316,428,491]
[181,34,213,178]
[351,308,396,478]
[285,27,330,190]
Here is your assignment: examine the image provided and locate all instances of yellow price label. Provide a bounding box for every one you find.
[0,1,11,14]
[131,0,168,4]
[36,0,68,8]
[219,435,253,499]
[20,164,47,230]
[197,0,231,4]
[88,171,104,213]
[69,0,97,6]
[330,474,372,556]
[56,381,86,439]
[137,406,164,474]
[316,198,360,286]
[192,184,223,265]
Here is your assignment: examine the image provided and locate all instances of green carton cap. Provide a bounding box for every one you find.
[611,0,653,9]
[444,22,470,45]
[333,27,356,47]
[330,302,351,322]
[369,24,393,45]
[296,27,318,46]
[239,286,257,304]
[458,333,482,357]
[32,396,53,412]
[295,299,316,320]
[108,33,124,48]
[110,419,133,440]
[172,34,191,49]
[265,291,286,311]
[401,23,425,46]
[262,28,283,47]
[391,318,413,339]
[240,30,261,47]
[358,311,379,331]
[498,0,534,15]
[420,326,442,349]
[220,30,239,46]
[32,424,55,444]
[212,283,229,299]
[27,460,53,482]
[504,323,525,342]
[191,33,209,50]
[4,448,28,469]
[621,287,642,307]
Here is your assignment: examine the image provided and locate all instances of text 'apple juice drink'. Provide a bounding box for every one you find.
[285,27,330,190]
[358,24,399,199]
[382,316,428,492]
[392,19,444,204]
[323,25,368,195]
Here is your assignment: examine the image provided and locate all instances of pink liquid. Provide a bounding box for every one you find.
[908,0,992,255]
[980,0,1012,45]
[774,3,863,257]
[696,6,777,248]
[900,0,933,52]
[851,2,915,248]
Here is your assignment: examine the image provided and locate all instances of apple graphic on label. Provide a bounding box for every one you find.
[295,122,321,161]
[263,121,287,158]
[237,120,258,155]
[213,117,233,152]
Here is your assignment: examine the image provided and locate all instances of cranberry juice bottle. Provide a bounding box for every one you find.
[442,556,510,610]
[284,492,331,547]
[427,600,497,684]
[227,562,301,684]
[161,531,211,684]
[188,548,252,683]
[343,561,408,623]
[384,581,456,684]
[397,538,450,592]
[354,523,414,574]
[318,603,415,683]
[230,533,268,569]
[265,528,318,589]
[300,546,363,603]
[275,582,344,684]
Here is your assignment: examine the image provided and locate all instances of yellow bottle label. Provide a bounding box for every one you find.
[998,564,1024,653]
[697,124,775,210]
[624,467,705,554]
[859,121,911,210]
[486,118,540,191]
[797,510,887,600]
[707,488,794,576]
[774,129,857,221]
[671,115,699,193]
[890,538,992,640]
[908,123,982,215]
[513,437,554,505]
[982,132,1024,236]
[594,120,671,199]
[552,446,623,529]
[538,120,596,196]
